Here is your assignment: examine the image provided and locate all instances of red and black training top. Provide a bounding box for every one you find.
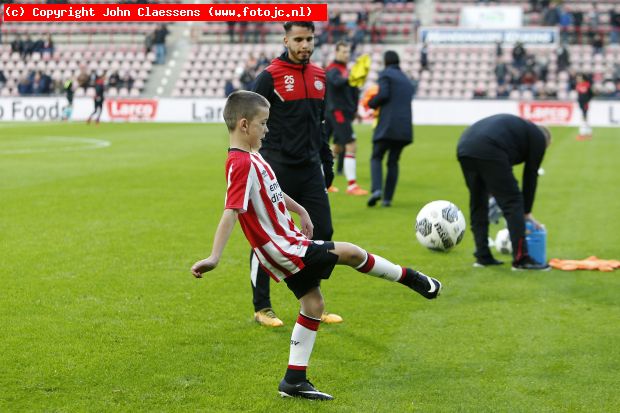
[576,80,593,105]
[252,52,331,166]
[325,60,359,117]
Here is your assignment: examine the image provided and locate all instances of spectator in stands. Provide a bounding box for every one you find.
[227,21,236,43]
[77,66,89,91]
[22,35,34,59]
[153,24,169,65]
[508,65,522,89]
[239,62,255,90]
[238,21,249,43]
[497,85,510,99]
[587,5,600,42]
[412,13,421,43]
[11,35,23,55]
[256,52,269,70]
[572,9,584,43]
[613,63,620,83]
[559,7,572,44]
[495,40,503,58]
[32,71,51,94]
[512,42,526,69]
[42,33,54,57]
[0,70,6,89]
[144,31,154,54]
[537,56,549,82]
[17,74,33,95]
[556,44,570,73]
[592,33,604,55]
[108,70,120,90]
[420,42,429,72]
[348,22,365,55]
[611,9,620,45]
[329,12,344,42]
[121,72,134,90]
[368,8,384,43]
[520,67,538,92]
[495,60,508,86]
[543,4,561,26]
[224,78,238,97]
[366,50,415,208]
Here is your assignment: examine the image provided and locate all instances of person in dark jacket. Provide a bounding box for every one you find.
[457,114,552,270]
[153,24,169,64]
[325,41,368,196]
[367,50,414,207]
[87,74,105,124]
[250,21,342,327]
[62,79,74,121]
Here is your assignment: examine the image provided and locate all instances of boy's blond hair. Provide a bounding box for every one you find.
[223,91,270,132]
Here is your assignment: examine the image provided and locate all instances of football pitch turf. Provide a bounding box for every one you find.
[1,122,619,412]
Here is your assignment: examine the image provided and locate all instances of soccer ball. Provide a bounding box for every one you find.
[495,228,512,254]
[415,200,466,251]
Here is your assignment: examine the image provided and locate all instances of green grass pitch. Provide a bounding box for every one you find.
[1,122,619,412]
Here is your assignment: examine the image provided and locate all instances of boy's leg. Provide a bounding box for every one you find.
[329,242,442,299]
[279,287,334,400]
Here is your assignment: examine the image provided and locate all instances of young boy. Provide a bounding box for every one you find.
[190,91,442,401]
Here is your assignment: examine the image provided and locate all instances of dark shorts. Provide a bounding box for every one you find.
[326,110,355,146]
[579,100,589,116]
[284,241,338,299]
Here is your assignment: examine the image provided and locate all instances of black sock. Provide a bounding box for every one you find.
[284,368,306,384]
[398,268,416,286]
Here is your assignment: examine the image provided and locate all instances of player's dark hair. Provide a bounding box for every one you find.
[283,21,315,34]
[335,41,350,51]
[384,50,400,66]
[223,91,270,132]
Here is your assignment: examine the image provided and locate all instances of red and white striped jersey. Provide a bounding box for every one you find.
[225,149,310,281]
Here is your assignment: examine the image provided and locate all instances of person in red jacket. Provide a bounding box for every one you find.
[324,41,368,195]
[249,21,342,327]
[575,73,593,139]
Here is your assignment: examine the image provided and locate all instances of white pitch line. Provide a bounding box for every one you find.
[0,136,111,155]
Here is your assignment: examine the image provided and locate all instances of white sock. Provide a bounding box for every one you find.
[344,153,356,188]
[355,251,404,282]
[288,312,320,370]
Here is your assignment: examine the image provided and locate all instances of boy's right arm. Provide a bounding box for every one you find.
[191,208,239,278]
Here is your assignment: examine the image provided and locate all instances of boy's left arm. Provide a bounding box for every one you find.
[191,208,239,278]
[283,193,314,239]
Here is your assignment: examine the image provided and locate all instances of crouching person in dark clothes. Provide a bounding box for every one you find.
[457,114,552,271]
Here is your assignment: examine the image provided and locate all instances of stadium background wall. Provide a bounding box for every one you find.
[1,98,619,126]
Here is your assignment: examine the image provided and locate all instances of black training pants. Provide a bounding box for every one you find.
[458,156,528,262]
[370,139,408,202]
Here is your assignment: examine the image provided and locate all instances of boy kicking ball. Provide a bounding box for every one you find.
[190,91,442,401]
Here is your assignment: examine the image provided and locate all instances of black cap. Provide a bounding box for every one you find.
[384,50,400,66]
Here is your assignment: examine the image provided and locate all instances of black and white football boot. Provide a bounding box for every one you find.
[404,268,442,299]
[278,379,334,401]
